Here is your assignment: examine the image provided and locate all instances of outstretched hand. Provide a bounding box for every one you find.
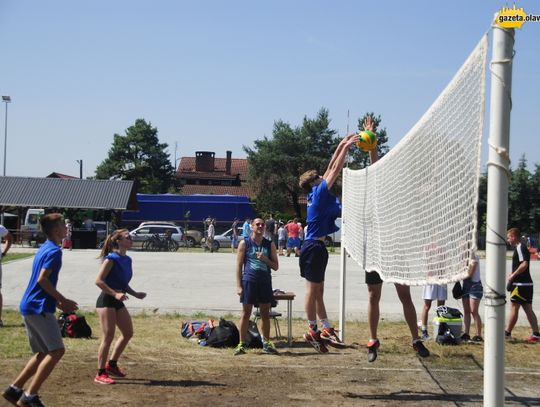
[363,116,375,132]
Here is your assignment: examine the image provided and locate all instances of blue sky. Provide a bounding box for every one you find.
[1,0,538,178]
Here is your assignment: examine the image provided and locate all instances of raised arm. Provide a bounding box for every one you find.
[323,133,359,189]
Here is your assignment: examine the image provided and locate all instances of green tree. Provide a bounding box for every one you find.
[244,108,339,217]
[508,155,533,234]
[531,163,540,235]
[95,119,175,193]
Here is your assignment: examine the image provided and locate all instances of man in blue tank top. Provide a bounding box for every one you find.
[235,218,279,355]
[298,131,359,353]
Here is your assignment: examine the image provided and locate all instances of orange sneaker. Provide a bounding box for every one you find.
[303,330,329,354]
[94,373,116,385]
[320,327,345,347]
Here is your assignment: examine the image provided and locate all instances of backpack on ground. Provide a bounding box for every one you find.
[245,320,263,348]
[434,306,463,345]
[205,318,239,348]
[58,312,92,338]
[181,320,215,339]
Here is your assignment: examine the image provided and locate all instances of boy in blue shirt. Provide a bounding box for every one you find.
[298,130,359,353]
[2,213,78,407]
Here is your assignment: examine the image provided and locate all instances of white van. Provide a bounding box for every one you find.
[21,208,45,244]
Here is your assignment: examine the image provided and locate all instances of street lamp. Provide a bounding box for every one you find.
[2,95,11,177]
[1,96,10,226]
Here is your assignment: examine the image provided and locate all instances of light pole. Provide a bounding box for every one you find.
[1,96,10,226]
[2,95,10,177]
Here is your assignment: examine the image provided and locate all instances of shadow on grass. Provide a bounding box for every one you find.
[115,378,226,388]
[344,391,540,405]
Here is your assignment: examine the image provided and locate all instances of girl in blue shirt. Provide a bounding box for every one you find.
[94,229,146,385]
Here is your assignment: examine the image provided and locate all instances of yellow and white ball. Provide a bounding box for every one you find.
[356,130,378,152]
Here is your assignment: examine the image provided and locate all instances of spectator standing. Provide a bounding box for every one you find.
[277,223,287,256]
[284,218,302,257]
[505,227,540,342]
[461,254,483,342]
[0,223,13,327]
[234,218,279,355]
[206,219,216,253]
[63,219,73,251]
[242,219,251,239]
[265,214,277,245]
[231,219,239,253]
[420,284,447,340]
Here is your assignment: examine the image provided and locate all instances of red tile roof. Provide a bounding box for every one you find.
[177,157,248,181]
[46,172,78,179]
[180,185,254,197]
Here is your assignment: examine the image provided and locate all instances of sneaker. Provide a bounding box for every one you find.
[421,330,430,341]
[105,363,126,378]
[303,330,329,354]
[2,386,23,406]
[461,333,471,342]
[234,343,247,356]
[413,340,430,357]
[94,373,116,385]
[367,339,380,363]
[16,394,45,407]
[505,331,512,340]
[320,327,344,347]
[526,333,540,343]
[262,341,279,355]
[471,335,483,342]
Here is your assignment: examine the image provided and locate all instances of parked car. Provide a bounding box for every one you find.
[94,221,117,242]
[129,224,184,249]
[133,222,203,248]
[202,227,244,251]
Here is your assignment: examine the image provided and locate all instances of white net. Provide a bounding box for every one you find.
[342,35,488,285]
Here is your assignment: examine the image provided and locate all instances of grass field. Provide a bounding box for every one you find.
[0,309,539,406]
[2,253,34,263]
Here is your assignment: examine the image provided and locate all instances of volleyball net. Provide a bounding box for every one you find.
[341,35,488,285]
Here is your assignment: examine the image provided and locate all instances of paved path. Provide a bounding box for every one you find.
[2,250,539,323]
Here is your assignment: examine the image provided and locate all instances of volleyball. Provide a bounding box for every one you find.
[356,130,378,152]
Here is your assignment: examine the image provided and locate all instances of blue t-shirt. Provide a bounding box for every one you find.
[104,252,133,292]
[305,179,341,240]
[242,222,251,238]
[242,237,272,283]
[20,240,62,315]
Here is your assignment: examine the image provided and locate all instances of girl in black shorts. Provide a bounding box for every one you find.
[94,229,146,385]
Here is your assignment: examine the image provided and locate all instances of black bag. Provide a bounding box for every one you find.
[436,322,458,345]
[452,282,463,299]
[245,320,263,348]
[58,312,92,338]
[205,318,239,348]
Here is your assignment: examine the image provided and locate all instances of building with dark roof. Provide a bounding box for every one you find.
[176,151,252,197]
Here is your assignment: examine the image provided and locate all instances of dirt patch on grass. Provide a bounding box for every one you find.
[1,311,539,406]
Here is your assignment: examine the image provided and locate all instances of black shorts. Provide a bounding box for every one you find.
[300,240,329,283]
[240,279,273,305]
[509,284,533,304]
[365,270,383,285]
[96,292,125,310]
